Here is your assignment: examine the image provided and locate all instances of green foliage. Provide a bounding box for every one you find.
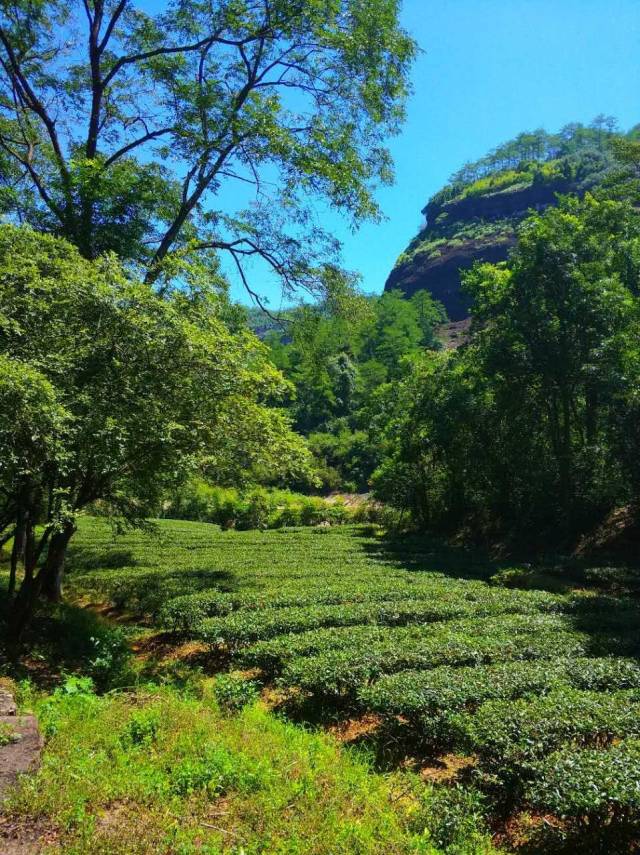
[38,517,640,850]
[528,739,640,826]
[360,658,640,722]
[162,481,359,530]
[375,194,640,541]
[213,674,260,713]
[122,709,161,747]
[276,616,593,701]
[85,628,134,692]
[0,225,312,630]
[412,785,490,853]
[262,290,446,490]
[0,0,416,304]
[430,118,626,210]
[6,683,453,854]
[395,219,514,270]
[450,689,640,796]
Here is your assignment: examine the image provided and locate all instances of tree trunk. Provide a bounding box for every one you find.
[8,522,75,641]
[41,524,75,602]
[559,388,574,525]
[7,518,24,600]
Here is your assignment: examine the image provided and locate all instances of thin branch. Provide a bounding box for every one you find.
[99,0,128,53]
[103,126,174,168]
[104,29,243,88]
[0,136,65,221]
[0,28,69,177]
[229,248,278,321]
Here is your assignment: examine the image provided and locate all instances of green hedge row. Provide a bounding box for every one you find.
[360,657,640,721]
[528,738,640,825]
[450,688,640,788]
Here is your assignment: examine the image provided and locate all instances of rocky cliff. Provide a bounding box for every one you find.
[386,123,627,319]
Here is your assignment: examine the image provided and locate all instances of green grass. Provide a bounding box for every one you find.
[7,678,483,855]
[4,516,640,852]
[0,721,18,746]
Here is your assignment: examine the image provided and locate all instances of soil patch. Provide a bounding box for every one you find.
[0,715,43,801]
[0,816,58,855]
[419,752,476,783]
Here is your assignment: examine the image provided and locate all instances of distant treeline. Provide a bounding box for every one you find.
[429,117,637,210]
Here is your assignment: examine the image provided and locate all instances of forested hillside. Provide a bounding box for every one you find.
[387,119,638,318]
[1,2,640,854]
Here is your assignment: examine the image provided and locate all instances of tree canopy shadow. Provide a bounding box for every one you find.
[355,529,507,582]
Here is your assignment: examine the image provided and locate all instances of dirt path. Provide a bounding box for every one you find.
[0,688,47,854]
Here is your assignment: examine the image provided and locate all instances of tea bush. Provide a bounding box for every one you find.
[361,657,640,721]
[213,674,260,712]
[528,739,640,825]
[449,689,640,789]
[57,518,640,848]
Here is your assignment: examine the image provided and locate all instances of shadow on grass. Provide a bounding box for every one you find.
[357,526,640,590]
[355,530,502,582]
[565,594,640,659]
[66,544,138,571]
[68,567,237,621]
[0,591,134,690]
[132,631,232,682]
[357,528,640,597]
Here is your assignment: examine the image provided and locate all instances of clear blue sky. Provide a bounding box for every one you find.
[231,0,640,304]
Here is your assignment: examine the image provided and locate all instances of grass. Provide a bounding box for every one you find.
[3,516,640,852]
[6,678,475,855]
[0,721,18,746]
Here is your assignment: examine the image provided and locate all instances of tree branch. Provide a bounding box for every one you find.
[103,126,174,168]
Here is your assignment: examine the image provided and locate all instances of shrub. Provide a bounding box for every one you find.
[528,739,640,825]
[361,657,640,722]
[213,674,260,713]
[86,627,134,691]
[412,785,489,852]
[449,689,640,791]
[121,709,160,746]
[162,480,361,530]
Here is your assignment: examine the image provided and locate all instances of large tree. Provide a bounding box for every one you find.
[0,0,415,301]
[373,195,640,541]
[0,225,312,637]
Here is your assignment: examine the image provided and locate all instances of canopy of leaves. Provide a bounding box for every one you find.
[0,222,313,546]
[374,195,640,542]
[263,290,446,490]
[0,0,415,302]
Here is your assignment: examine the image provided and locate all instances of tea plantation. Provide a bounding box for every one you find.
[65,517,640,851]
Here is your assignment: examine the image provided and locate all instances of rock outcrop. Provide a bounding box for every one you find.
[385,122,628,319]
[385,178,572,321]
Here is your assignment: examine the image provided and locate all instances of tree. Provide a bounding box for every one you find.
[0,225,312,637]
[359,289,423,378]
[373,195,640,543]
[410,290,447,348]
[466,196,639,524]
[0,0,415,301]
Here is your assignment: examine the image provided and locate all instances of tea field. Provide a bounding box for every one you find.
[59,519,640,850]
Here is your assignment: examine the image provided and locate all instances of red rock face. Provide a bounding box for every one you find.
[386,236,515,321]
[385,178,573,320]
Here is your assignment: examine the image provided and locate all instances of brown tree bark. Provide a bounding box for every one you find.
[8,521,75,641]
[7,517,24,600]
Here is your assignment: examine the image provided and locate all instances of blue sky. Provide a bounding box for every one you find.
[231,0,640,304]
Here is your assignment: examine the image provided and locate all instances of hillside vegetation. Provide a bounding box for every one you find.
[386,119,639,318]
[1,3,640,853]
[4,518,640,852]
